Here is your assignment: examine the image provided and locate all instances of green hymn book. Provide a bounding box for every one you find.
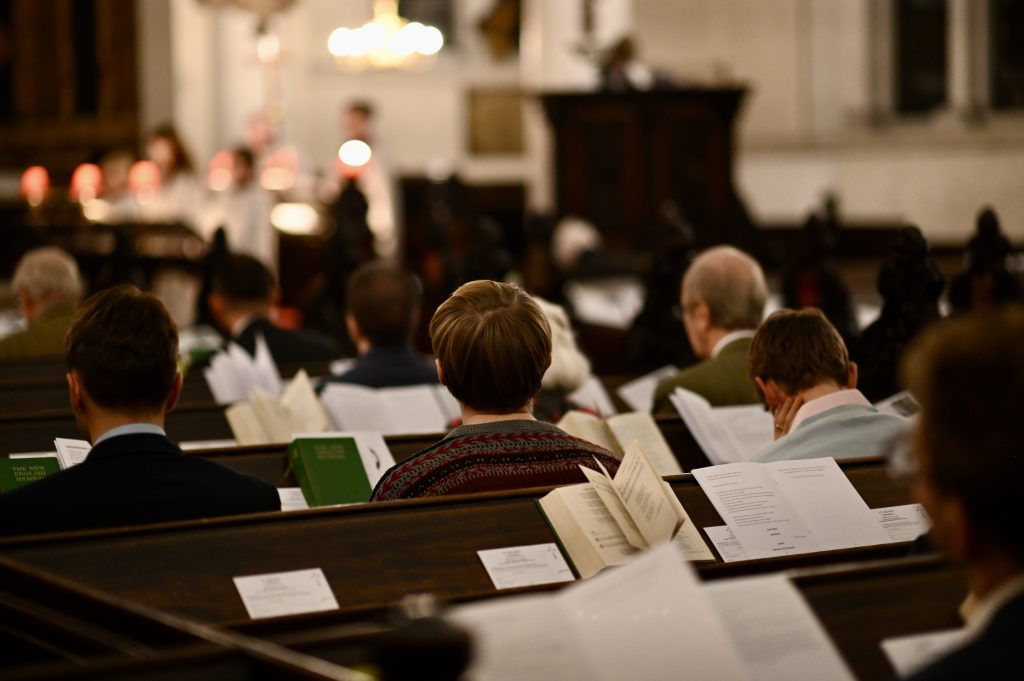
[0,457,60,493]
[288,437,372,506]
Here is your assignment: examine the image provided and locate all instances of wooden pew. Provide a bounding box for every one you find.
[0,557,374,681]
[0,458,915,626]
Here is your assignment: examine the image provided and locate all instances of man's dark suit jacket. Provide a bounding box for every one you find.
[236,317,340,365]
[320,345,439,389]
[0,433,281,537]
[907,591,1024,680]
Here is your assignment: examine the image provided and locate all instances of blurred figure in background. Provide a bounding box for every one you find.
[949,208,1023,314]
[341,101,399,259]
[854,227,945,402]
[0,247,83,359]
[140,124,203,228]
[198,147,276,272]
[532,296,593,422]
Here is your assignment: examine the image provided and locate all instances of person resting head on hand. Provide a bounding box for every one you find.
[370,280,621,501]
[749,308,909,463]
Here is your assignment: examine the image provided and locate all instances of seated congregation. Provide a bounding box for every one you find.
[1,225,1021,681]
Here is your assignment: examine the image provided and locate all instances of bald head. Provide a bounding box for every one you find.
[13,247,83,325]
[680,246,767,358]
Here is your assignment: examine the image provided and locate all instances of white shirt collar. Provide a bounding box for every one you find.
[789,389,871,432]
[965,574,1024,638]
[93,423,167,446]
[711,329,755,358]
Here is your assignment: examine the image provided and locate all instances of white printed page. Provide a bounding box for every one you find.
[551,485,639,569]
[280,370,331,435]
[580,466,647,549]
[704,575,856,681]
[557,411,619,454]
[320,384,393,434]
[561,543,752,681]
[611,442,682,545]
[670,388,744,464]
[616,365,678,413]
[606,412,683,475]
[713,404,774,460]
[692,463,818,559]
[232,568,338,620]
[248,390,294,444]
[703,526,750,563]
[875,504,931,543]
[477,544,575,590]
[53,438,91,469]
[379,385,449,435]
[567,375,618,418]
[203,343,255,405]
[667,484,715,561]
[349,432,397,488]
[768,458,892,550]
[448,594,592,681]
[881,630,966,678]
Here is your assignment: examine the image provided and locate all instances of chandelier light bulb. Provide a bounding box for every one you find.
[338,140,373,168]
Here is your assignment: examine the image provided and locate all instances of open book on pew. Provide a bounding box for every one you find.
[874,390,920,418]
[448,542,752,681]
[556,410,683,475]
[669,387,774,465]
[203,335,283,405]
[538,441,711,579]
[225,371,332,445]
[692,457,893,560]
[289,432,395,506]
[320,383,460,436]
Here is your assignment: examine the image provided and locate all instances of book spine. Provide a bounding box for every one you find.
[289,444,318,507]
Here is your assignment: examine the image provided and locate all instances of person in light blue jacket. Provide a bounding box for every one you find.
[750,308,909,463]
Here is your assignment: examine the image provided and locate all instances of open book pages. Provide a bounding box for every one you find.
[563,277,645,331]
[703,574,856,681]
[566,375,618,417]
[669,387,773,464]
[225,370,332,445]
[203,335,283,405]
[320,383,458,436]
[616,365,678,413]
[692,457,892,560]
[539,441,710,579]
[54,438,91,469]
[556,410,683,476]
[447,542,752,681]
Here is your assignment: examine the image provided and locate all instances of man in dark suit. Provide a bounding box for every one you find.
[901,307,1024,680]
[0,285,280,537]
[320,261,438,389]
[208,254,340,365]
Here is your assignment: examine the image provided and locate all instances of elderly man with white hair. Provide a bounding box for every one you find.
[0,247,83,359]
[652,245,767,412]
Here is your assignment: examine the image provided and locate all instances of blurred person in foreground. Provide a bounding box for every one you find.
[371,281,620,501]
[0,247,83,360]
[899,306,1024,680]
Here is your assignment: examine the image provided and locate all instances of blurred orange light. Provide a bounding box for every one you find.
[261,145,299,191]
[208,150,234,191]
[128,160,161,204]
[20,166,50,206]
[69,163,103,203]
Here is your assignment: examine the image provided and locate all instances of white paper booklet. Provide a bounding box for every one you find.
[557,410,683,475]
[669,387,773,464]
[225,370,332,445]
[203,335,283,405]
[320,383,459,436]
[616,365,678,413]
[692,457,892,559]
[703,574,856,681]
[567,375,618,417]
[54,438,91,469]
[874,391,920,418]
[448,542,752,681]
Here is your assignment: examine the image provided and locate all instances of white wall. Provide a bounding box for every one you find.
[637,0,1024,245]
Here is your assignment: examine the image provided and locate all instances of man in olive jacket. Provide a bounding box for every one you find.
[652,246,767,412]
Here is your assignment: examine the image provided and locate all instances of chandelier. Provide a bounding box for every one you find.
[327,0,444,70]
